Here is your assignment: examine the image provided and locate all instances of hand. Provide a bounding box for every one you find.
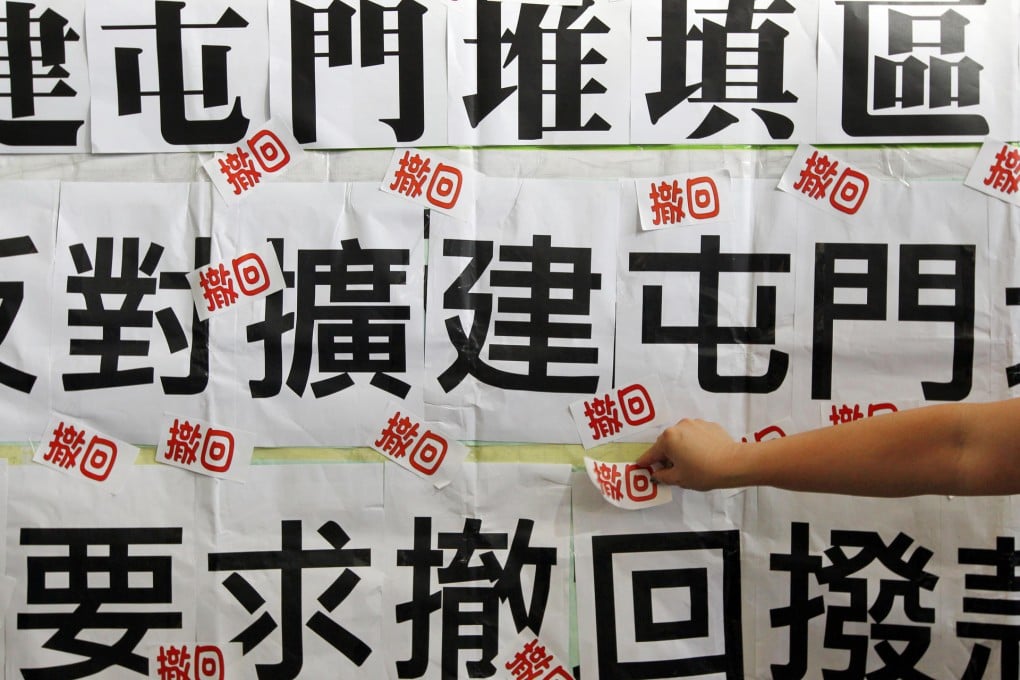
[635,418,744,490]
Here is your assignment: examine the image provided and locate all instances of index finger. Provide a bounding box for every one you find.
[634,435,667,469]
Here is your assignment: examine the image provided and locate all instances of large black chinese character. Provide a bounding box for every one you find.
[839,0,988,137]
[290,0,427,143]
[101,1,250,145]
[812,242,975,400]
[395,517,556,679]
[439,235,602,394]
[590,531,744,678]
[63,237,210,394]
[208,519,372,680]
[631,234,790,393]
[17,527,183,679]
[957,536,1020,679]
[0,1,84,146]
[0,235,38,393]
[463,0,611,140]
[646,0,798,139]
[770,523,939,678]
[269,237,411,399]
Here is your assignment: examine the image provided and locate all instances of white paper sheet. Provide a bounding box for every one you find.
[817,0,1020,143]
[425,178,619,443]
[789,180,994,431]
[268,0,449,149]
[573,469,748,679]
[632,0,818,145]
[447,0,631,146]
[748,489,1006,678]
[195,463,387,679]
[87,0,270,152]
[0,0,90,153]
[0,182,59,442]
[383,462,573,680]
[215,182,427,446]
[615,179,797,437]
[50,182,225,445]
[6,464,198,679]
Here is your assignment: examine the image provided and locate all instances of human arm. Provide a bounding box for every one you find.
[635,399,1020,497]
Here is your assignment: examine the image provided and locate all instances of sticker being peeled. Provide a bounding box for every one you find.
[155,414,255,482]
[502,631,573,680]
[965,140,1020,206]
[778,145,873,218]
[185,242,286,320]
[634,170,730,231]
[569,377,671,449]
[381,148,478,220]
[33,414,139,492]
[203,119,306,203]
[370,403,469,488]
[584,458,672,509]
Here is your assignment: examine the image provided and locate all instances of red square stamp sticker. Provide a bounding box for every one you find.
[569,375,672,449]
[155,414,255,481]
[635,170,731,231]
[34,414,139,493]
[370,401,468,488]
[203,119,306,204]
[778,145,874,219]
[381,148,478,221]
[185,242,286,321]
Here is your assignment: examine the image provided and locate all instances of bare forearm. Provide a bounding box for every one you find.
[729,401,1019,496]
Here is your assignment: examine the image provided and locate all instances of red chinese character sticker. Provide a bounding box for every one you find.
[381,148,477,220]
[569,376,671,449]
[33,414,139,492]
[154,414,254,482]
[635,170,730,231]
[778,145,873,218]
[370,402,468,488]
[584,458,672,510]
[146,642,235,680]
[203,119,306,204]
[503,633,573,680]
[186,242,286,320]
[965,140,1020,206]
